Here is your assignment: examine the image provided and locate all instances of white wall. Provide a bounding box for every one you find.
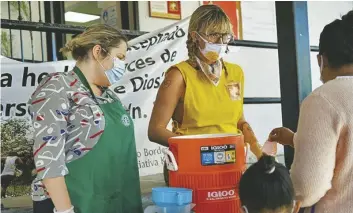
[137,1,201,32]
[239,1,353,93]
[241,2,277,43]
[240,1,353,44]
[308,1,353,46]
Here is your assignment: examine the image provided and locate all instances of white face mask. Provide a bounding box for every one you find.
[104,57,126,85]
[197,33,228,62]
[97,52,126,85]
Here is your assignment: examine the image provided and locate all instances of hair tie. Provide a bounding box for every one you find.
[65,44,73,51]
[265,166,276,174]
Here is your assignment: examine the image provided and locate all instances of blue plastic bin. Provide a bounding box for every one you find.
[152,187,193,207]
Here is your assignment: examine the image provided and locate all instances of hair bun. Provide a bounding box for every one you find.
[341,10,353,28]
[258,155,276,174]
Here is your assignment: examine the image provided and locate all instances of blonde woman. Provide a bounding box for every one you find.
[29,25,143,213]
[148,5,263,185]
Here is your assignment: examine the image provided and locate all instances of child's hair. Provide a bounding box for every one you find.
[239,155,295,213]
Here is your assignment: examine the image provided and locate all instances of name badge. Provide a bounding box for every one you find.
[226,82,241,101]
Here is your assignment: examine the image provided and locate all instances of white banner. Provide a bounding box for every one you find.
[1,18,190,176]
[116,17,190,175]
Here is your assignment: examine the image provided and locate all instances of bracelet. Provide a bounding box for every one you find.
[54,206,74,213]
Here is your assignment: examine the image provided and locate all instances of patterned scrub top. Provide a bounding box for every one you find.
[28,67,125,201]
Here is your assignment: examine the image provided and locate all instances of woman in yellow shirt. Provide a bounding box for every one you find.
[148,5,263,185]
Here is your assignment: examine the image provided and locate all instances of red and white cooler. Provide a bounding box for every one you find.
[164,133,247,213]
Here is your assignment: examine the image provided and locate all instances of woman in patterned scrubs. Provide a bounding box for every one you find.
[29,25,143,213]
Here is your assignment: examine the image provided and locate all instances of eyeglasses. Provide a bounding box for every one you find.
[198,32,234,44]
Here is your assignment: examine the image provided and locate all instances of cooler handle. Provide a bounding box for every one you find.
[163,149,178,171]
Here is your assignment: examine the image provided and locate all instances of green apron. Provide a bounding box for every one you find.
[65,68,143,213]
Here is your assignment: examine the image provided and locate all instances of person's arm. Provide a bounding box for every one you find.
[238,114,263,159]
[42,177,72,212]
[29,75,72,212]
[236,69,262,159]
[290,93,342,207]
[148,67,185,146]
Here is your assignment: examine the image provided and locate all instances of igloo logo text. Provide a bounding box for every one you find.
[207,189,235,200]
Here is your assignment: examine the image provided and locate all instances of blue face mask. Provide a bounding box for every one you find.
[105,57,126,85]
[97,50,126,85]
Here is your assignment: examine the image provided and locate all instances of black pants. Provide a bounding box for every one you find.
[1,175,15,198]
[33,199,55,213]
